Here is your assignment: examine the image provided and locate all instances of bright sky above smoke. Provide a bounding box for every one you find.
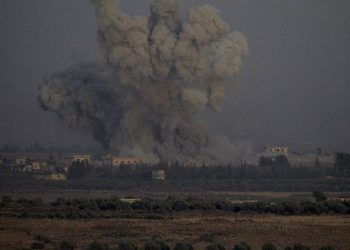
[1,0,350,153]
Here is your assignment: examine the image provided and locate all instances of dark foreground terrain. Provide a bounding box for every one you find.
[0,213,349,249]
[0,192,350,250]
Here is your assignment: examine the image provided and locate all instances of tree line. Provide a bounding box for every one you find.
[2,195,350,218]
[31,236,338,250]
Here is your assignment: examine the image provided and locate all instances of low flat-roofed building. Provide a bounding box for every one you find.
[62,154,92,169]
[48,173,67,181]
[31,161,48,171]
[120,198,142,204]
[111,156,141,167]
[72,154,91,162]
[33,172,66,181]
[265,146,290,155]
[103,155,142,168]
[15,157,29,166]
[152,170,166,180]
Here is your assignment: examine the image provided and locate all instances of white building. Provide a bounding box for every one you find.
[152,170,166,180]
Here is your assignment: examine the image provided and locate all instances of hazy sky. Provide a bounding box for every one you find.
[1,0,350,152]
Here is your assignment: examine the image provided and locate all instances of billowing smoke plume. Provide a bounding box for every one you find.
[38,0,248,164]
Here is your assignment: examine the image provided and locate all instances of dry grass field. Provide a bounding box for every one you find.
[0,212,349,250]
[1,188,349,202]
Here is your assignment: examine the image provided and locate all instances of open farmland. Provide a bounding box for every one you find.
[0,212,349,249]
[1,187,350,202]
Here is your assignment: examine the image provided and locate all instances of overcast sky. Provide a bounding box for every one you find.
[1,0,350,152]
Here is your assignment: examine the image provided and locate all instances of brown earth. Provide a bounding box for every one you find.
[0,212,349,250]
[1,188,349,202]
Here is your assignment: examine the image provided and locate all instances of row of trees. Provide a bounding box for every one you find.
[54,239,336,250]
[64,153,350,181]
[2,195,350,217]
[66,163,344,181]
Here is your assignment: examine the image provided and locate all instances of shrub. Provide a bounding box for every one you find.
[1,195,13,203]
[144,240,170,250]
[261,243,277,250]
[206,243,226,250]
[31,198,44,207]
[144,242,161,250]
[60,240,76,250]
[200,233,215,243]
[33,234,51,244]
[233,242,251,250]
[174,243,194,250]
[31,242,45,249]
[155,240,169,250]
[17,211,29,218]
[88,241,108,250]
[117,241,138,250]
[313,191,327,202]
[291,244,310,250]
[319,247,335,250]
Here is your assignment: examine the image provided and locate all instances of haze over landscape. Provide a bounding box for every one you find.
[1,1,350,249]
[1,0,350,153]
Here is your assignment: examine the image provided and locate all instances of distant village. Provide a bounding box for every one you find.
[247,145,335,168]
[0,145,342,182]
[0,153,167,181]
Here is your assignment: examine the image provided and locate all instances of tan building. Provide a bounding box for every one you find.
[47,173,67,181]
[266,146,290,155]
[103,155,142,168]
[152,170,166,180]
[72,154,91,162]
[31,161,48,171]
[62,154,92,169]
[120,198,142,204]
[33,172,67,181]
[15,157,28,166]
[112,156,141,167]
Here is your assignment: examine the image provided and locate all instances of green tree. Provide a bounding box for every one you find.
[117,241,138,250]
[144,240,169,250]
[174,243,194,250]
[68,160,91,180]
[314,158,321,168]
[291,244,310,250]
[31,242,45,249]
[259,156,274,167]
[319,246,335,250]
[144,242,160,250]
[273,155,291,168]
[60,240,75,250]
[206,243,226,250]
[261,243,277,250]
[312,191,327,202]
[88,241,108,250]
[233,242,251,250]
[1,195,13,204]
[335,152,350,173]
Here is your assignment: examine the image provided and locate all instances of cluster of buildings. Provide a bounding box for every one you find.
[246,145,335,168]
[0,153,151,181]
[0,154,67,181]
[0,145,337,182]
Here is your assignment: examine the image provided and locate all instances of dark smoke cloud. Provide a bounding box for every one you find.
[38,0,248,164]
